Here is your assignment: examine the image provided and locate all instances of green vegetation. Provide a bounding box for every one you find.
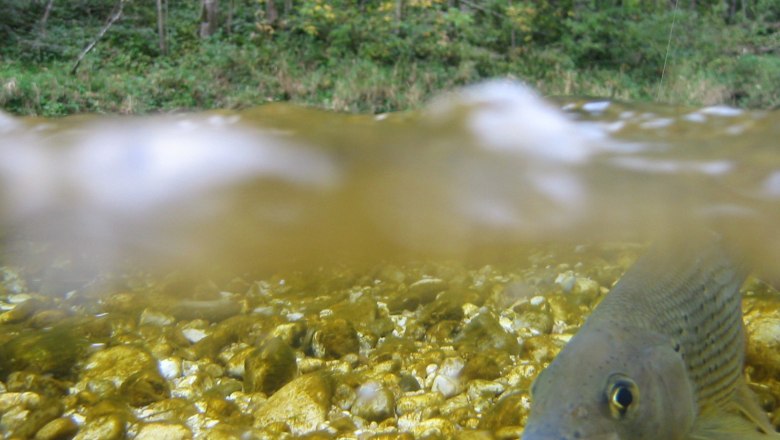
[0,0,778,116]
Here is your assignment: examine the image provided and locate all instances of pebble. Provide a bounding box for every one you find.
[312,318,360,358]
[0,248,777,439]
[254,373,332,434]
[33,417,79,440]
[745,306,780,375]
[73,414,124,440]
[352,381,395,422]
[244,336,297,395]
[135,422,192,440]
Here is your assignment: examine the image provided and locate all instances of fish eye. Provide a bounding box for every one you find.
[606,374,639,419]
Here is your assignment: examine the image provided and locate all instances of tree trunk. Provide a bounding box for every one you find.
[266,0,278,26]
[200,0,220,37]
[39,0,55,37]
[156,0,167,54]
[71,0,125,74]
[227,0,234,35]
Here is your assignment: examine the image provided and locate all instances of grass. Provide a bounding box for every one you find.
[1,39,779,117]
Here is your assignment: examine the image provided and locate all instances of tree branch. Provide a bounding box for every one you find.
[70,0,126,75]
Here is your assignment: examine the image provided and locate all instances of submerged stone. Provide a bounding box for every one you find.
[254,372,333,435]
[455,312,521,355]
[0,326,85,378]
[33,416,78,440]
[244,336,297,395]
[312,318,360,358]
[352,381,395,422]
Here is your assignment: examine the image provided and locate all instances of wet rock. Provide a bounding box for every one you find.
[139,309,175,327]
[1,396,63,439]
[409,278,448,302]
[80,345,169,406]
[418,297,464,326]
[479,391,529,430]
[430,357,466,398]
[164,298,243,322]
[0,326,85,377]
[119,369,170,407]
[398,374,421,392]
[136,399,199,424]
[352,381,395,422]
[512,308,554,337]
[426,320,460,343]
[396,393,443,418]
[312,318,360,358]
[254,373,333,435]
[455,312,521,355]
[409,417,457,438]
[73,414,124,440]
[270,321,308,347]
[0,266,27,294]
[184,315,259,360]
[6,371,70,397]
[462,350,510,381]
[33,416,79,440]
[522,335,568,364]
[82,345,158,387]
[135,422,192,440]
[244,336,297,395]
[29,309,69,328]
[0,297,43,323]
[745,305,780,375]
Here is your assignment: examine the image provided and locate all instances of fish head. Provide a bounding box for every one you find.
[522,325,696,440]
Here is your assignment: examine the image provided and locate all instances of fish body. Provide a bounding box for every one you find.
[523,238,780,440]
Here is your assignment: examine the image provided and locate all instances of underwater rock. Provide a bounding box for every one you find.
[352,381,395,422]
[244,336,297,395]
[6,371,69,397]
[479,391,529,430]
[745,305,780,375]
[81,345,159,388]
[73,414,124,440]
[253,372,333,434]
[418,296,464,326]
[312,318,360,358]
[33,416,78,440]
[119,368,170,407]
[135,422,192,440]
[0,297,45,324]
[455,312,521,355]
[0,327,85,378]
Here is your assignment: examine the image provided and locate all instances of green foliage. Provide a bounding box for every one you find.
[0,0,778,116]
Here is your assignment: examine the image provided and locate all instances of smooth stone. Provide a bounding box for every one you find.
[455,312,521,355]
[479,391,528,430]
[33,417,78,440]
[745,307,780,375]
[312,318,360,358]
[119,369,170,407]
[0,327,85,377]
[244,336,297,395]
[82,345,159,388]
[73,414,125,440]
[254,373,332,435]
[135,422,192,440]
[351,381,395,422]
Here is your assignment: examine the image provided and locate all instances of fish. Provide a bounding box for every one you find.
[522,236,780,440]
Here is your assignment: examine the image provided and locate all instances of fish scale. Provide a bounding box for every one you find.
[591,242,746,412]
[523,237,780,440]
